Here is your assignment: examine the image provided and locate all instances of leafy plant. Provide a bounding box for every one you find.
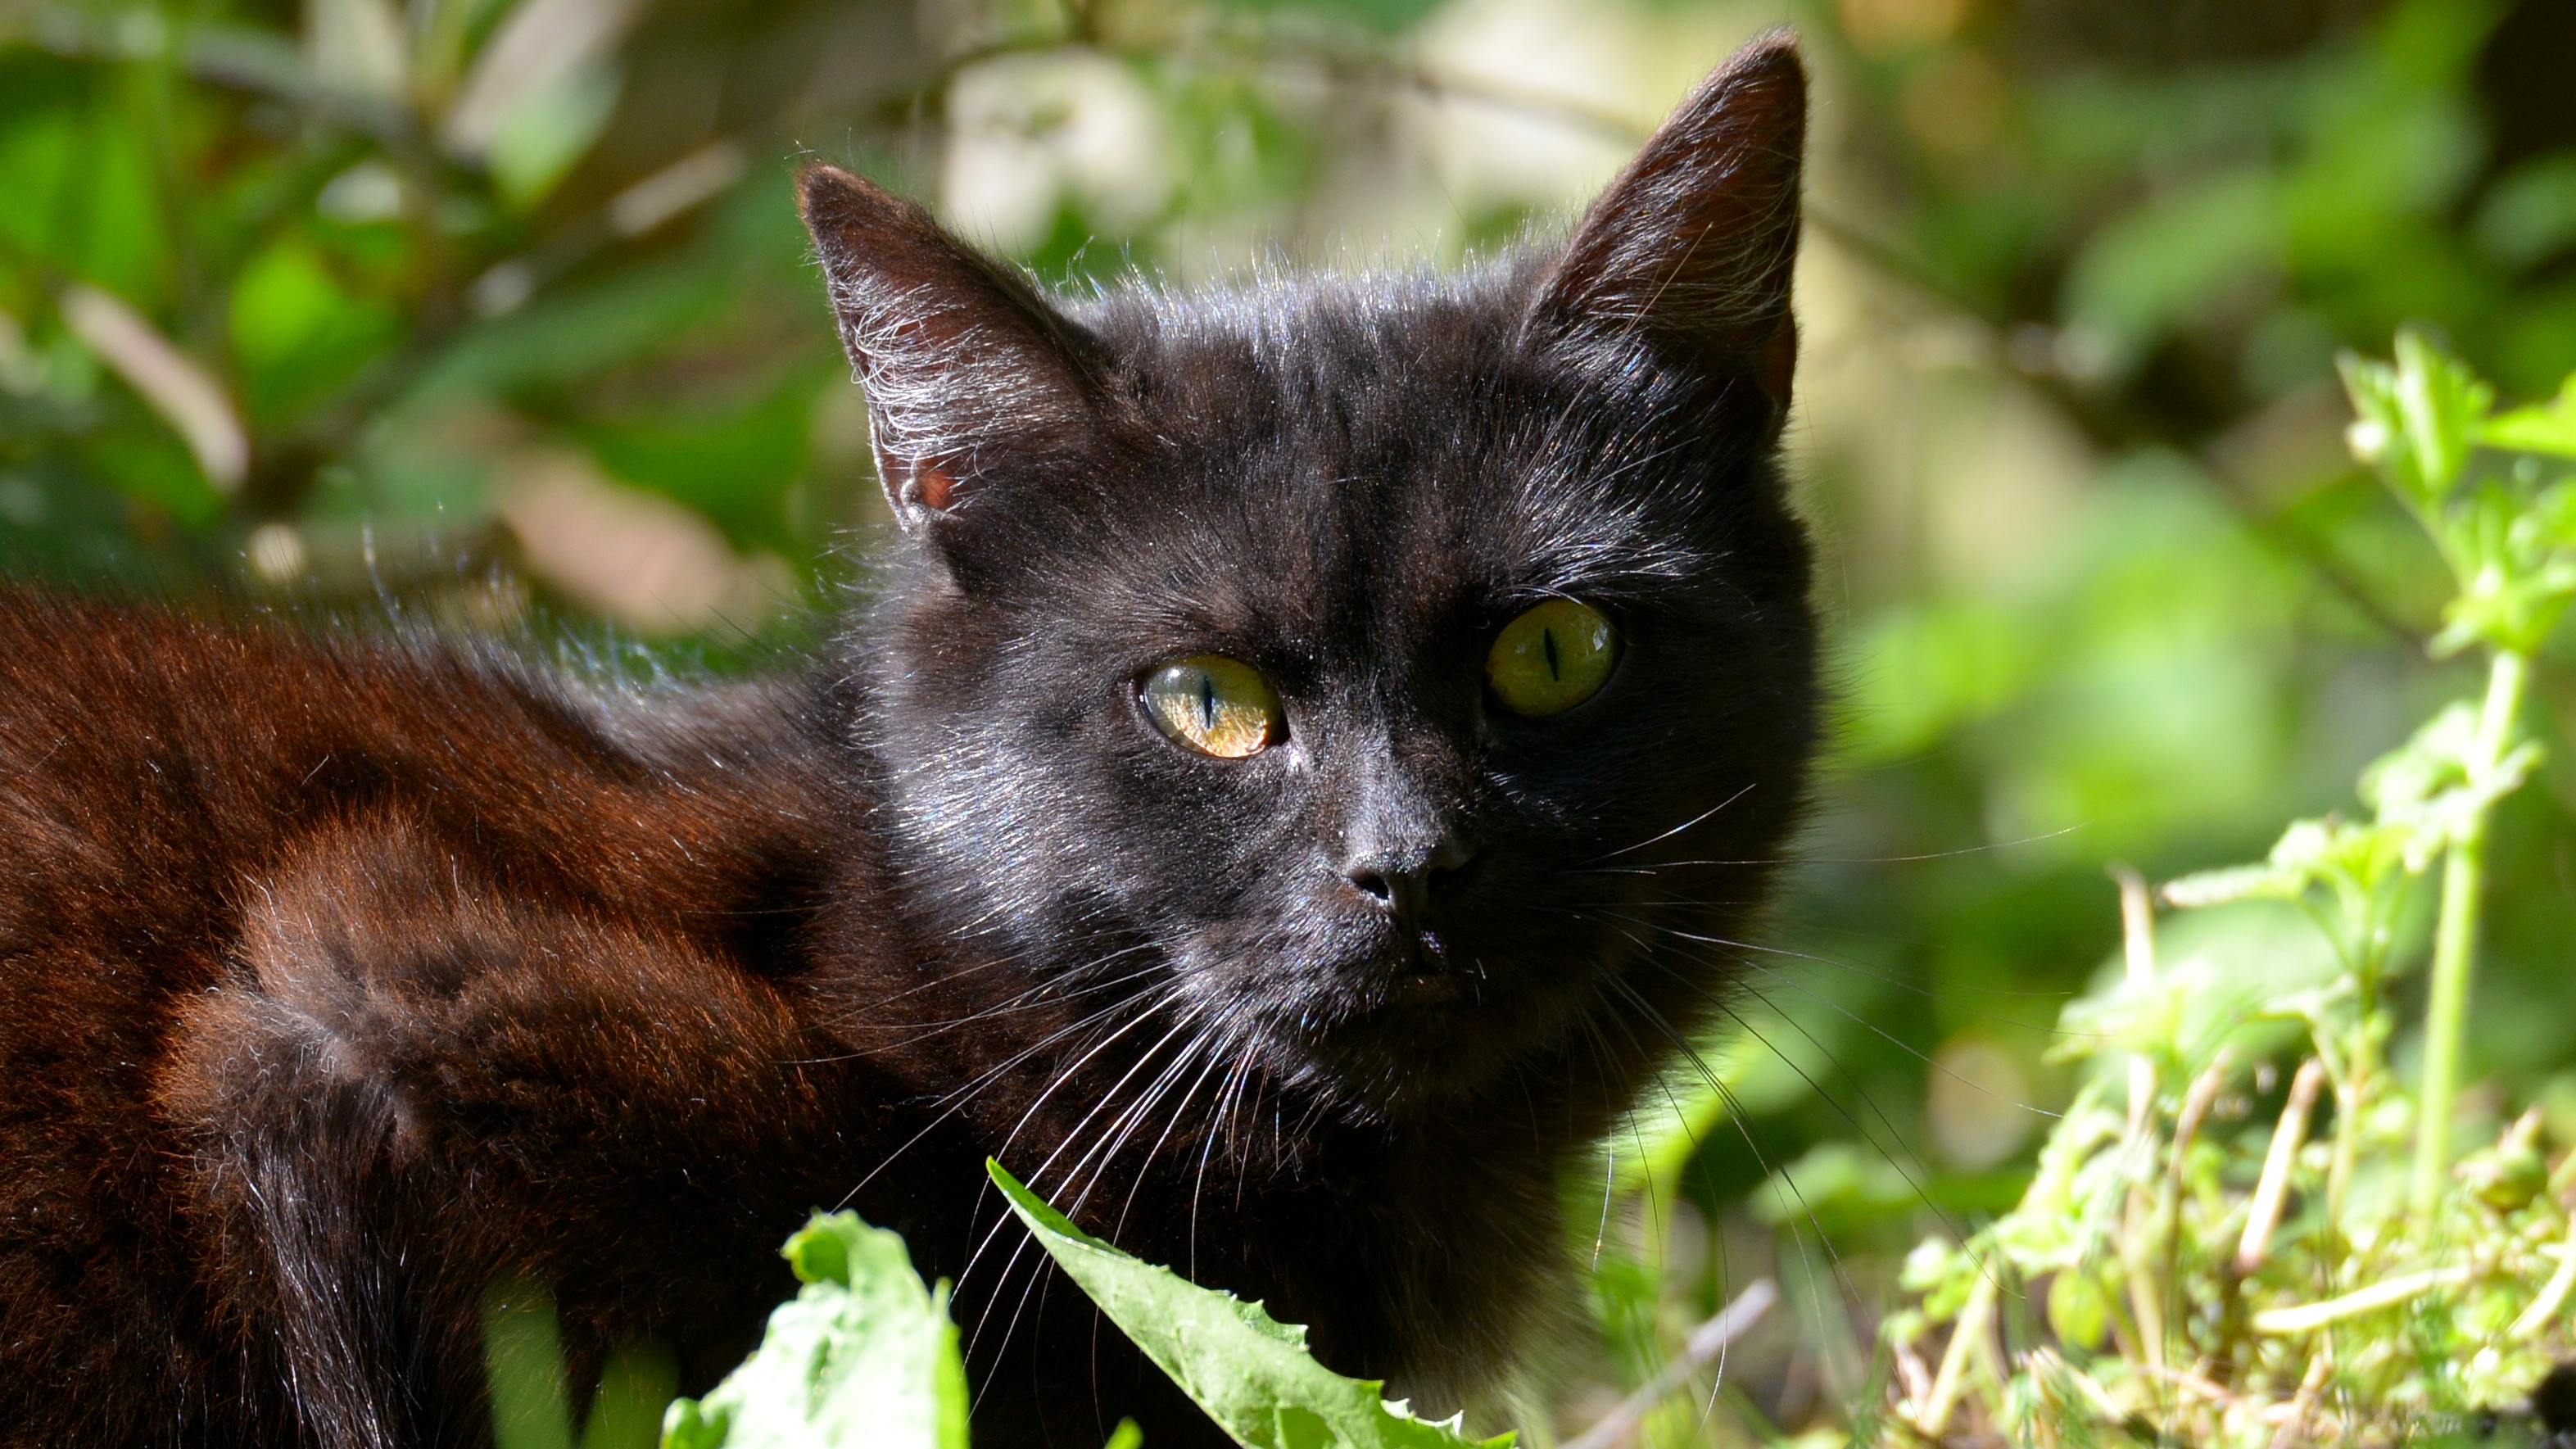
[660,1213,971,1449]
[988,1159,1512,1449]
[1881,333,2576,1445]
[485,1175,1514,1449]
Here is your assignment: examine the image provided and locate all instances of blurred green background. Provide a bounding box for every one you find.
[5,0,2574,1439]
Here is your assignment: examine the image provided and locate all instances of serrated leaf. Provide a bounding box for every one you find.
[659,1213,967,1449]
[986,1161,1511,1449]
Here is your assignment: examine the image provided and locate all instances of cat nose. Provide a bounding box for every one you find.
[1342,831,1477,919]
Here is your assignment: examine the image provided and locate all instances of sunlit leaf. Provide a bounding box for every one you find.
[988,1160,1510,1449]
[2338,328,2492,513]
[660,1213,968,1449]
[2482,377,2576,458]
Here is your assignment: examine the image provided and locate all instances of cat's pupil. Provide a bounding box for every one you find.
[1542,627,1561,681]
[1198,676,1217,730]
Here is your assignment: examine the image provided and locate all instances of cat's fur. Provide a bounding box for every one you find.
[0,37,1814,1449]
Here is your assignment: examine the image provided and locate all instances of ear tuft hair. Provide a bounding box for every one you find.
[798,165,1109,530]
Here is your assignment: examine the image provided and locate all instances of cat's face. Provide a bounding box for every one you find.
[810,39,1815,1119]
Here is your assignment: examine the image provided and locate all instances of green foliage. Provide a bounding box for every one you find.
[1881,337,2576,1444]
[2342,331,2576,656]
[482,1278,681,1449]
[988,1160,1510,1449]
[2484,378,2576,458]
[660,1213,970,1449]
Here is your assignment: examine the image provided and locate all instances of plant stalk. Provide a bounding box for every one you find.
[2410,647,2529,1216]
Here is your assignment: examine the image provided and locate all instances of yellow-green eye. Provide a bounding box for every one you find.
[1140,655,1282,758]
[1487,599,1617,717]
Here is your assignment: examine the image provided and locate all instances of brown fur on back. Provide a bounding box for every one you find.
[0,591,864,1445]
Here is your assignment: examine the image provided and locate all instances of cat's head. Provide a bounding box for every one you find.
[806,38,1817,1121]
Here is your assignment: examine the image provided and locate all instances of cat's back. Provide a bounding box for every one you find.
[0,588,505,1017]
[0,588,826,940]
[0,589,841,1442]
[0,587,841,1072]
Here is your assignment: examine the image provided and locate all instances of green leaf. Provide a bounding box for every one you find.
[0,108,84,269]
[413,256,736,398]
[79,430,224,529]
[2158,858,2304,909]
[1749,1140,1922,1235]
[2338,328,2492,513]
[985,1161,1510,1449]
[660,1213,968,1449]
[1207,0,1445,36]
[2361,701,2538,863]
[2045,1268,2112,1351]
[2471,155,2576,273]
[0,79,171,306]
[229,238,400,423]
[2061,170,2279,377]
[487,63,623,208]
[575,380,815,556]
[585,1342,682,1449]
[2482,376,2576,458]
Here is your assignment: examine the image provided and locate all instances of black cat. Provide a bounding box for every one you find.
[0,35,1815,1448]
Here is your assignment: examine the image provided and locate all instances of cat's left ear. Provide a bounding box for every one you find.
[799,164,1111,533]
[1524,34,1805,422]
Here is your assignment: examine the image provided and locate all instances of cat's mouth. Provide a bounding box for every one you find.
[1177,906,1631,1107]
[1297,924,1621,1066]
[1373,928,1468,1008]
[1380,971,1462,1008]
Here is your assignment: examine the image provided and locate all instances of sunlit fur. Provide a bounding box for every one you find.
[0,37,1814,1449]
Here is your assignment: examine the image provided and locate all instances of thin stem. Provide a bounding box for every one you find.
[2252,1266,2474,1335]
[2328,974,2383,1255]
[2112,867,2158,1136]
[2237,1058,2326,1274]
[2326,1078,2361,1253]
[1562,1280,1777,1449]
[2410,647,2530,1215]
[1913,1266,1997,1438]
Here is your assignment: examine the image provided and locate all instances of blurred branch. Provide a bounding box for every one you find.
[1562,1279,1777,1449]
[60,283,248,491]
[21,7,422,152]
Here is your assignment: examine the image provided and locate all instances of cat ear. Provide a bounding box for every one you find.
[799,165,1109,532]
[1525,35,1806,419]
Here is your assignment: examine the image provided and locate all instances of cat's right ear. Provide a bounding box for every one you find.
[1523,35,1805,425]
[799,165,1110,533]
